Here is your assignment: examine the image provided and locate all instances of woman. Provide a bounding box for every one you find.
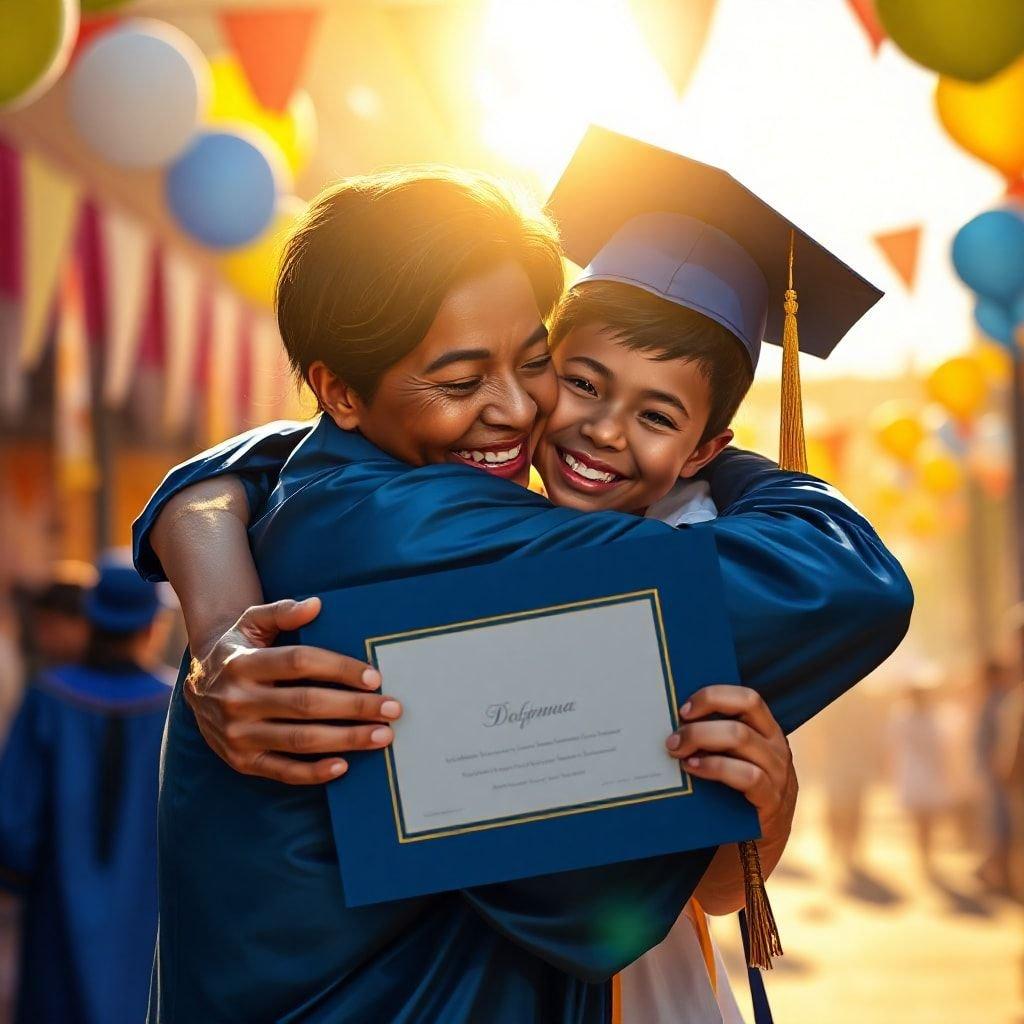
[135,167,911,1023]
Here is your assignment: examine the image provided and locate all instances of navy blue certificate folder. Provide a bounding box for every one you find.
[298,532,759,907]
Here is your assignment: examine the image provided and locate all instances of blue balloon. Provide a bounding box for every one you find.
[953,208,1024,304]
[166,131,281,249]
[974,296,1015,348]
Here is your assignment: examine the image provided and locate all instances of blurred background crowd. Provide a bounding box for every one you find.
[1,1,1023,1022]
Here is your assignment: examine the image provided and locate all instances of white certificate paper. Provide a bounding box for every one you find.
[368,591,689,842]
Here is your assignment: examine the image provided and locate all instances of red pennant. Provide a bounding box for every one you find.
[872,225,923,291]
[220,8,319,111]
[845,0,885,55]
[0,140,22,300]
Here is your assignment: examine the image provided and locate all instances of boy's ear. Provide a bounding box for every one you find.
[307,360,365,431]
[678,428,734,479]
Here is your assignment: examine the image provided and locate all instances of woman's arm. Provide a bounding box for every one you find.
[144,466,405,787]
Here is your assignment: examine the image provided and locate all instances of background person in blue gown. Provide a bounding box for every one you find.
[0,554,172,1024]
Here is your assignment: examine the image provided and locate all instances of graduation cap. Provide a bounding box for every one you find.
[547,126,883,475]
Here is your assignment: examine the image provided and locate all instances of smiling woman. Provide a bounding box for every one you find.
[277,169,564,488]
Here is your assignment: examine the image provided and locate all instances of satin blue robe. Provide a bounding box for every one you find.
[0,665,171,1024]
[135,416,912,1023]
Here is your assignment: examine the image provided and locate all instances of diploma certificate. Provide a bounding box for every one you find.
[299,533,759,906]
[371,591,688,841]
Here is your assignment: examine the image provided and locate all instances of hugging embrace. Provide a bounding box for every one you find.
[135,130,911,1024]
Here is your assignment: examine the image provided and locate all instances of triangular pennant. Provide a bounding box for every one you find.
[99,204,154,406]
[220,8,320,112]
[628,0,718,96]
[55,257,98,494]
[206,286,241,445]
[872,225,923,290]
[845,0,886,55]
[19,152,82,369]
[162,249,202,436]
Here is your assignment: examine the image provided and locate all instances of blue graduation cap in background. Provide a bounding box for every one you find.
[547,126,884,474]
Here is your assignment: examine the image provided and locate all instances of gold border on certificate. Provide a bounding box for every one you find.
[365,589,692,844]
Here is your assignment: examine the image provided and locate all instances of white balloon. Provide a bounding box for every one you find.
[69,20,209,169]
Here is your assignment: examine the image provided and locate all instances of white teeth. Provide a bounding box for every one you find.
[456,444,522,466]
[562,450,616,483]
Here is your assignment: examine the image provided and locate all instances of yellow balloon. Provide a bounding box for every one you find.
[926,355,989,424]
[974,339,1012,385]
[936,54,1024,179]
[219,197,306,307]
[918,446,963,496]
[208,56,317,175]
[870,401,925,464]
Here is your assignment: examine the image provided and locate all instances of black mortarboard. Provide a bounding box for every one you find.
[547,126,883,370]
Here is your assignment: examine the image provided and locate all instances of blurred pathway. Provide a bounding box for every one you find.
[712,786,1023,1024]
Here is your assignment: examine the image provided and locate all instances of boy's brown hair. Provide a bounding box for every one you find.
[549,280,754,443]
[276,167,565,401]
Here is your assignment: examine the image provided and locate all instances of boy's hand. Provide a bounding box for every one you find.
[664,685,796,843]
[185,597,403,786]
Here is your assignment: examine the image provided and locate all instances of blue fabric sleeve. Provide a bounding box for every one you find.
[0,687,51,893]
[132,420,312,581]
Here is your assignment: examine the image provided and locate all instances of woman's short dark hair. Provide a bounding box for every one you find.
[548,280,754,444]
[276,167,565,401]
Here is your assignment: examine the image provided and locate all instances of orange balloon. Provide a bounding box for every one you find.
[871,401,925,464]
[926,355,989,424]
[937,55,1024,179]
[918,445,963,496]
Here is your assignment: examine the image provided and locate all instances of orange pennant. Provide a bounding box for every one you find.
[220,8,319,112]
[872,225,922,290]
[845,0,885,54]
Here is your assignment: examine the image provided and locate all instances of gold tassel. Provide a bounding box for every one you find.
[739,840,784,969]
[738,230,803,971]
[778,230,807,474]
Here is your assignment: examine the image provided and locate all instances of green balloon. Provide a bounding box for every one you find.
[0,0,75,110]
[877,0,1024,82]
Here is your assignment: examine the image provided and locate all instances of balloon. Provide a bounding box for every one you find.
[974,339,1013,384]
[952,208,1024,303]
[926,355,989,424]
[974,297,1016,347]
[0,0,77,111]
[219,196,305,307]
[918,445,963,496]
[871,402,925,464]
[208,56,317,175]
[877,0,1024,82]
[937,56,1024,179]
[166,130,287,249]
[69,21,208,169]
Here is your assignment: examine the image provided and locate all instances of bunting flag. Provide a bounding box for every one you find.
[845,0,885,55]
[220,8,320,111]
[99,204,153,406]
[162,248,202,436]
[55,257,98,494]
[19,151,82,369]
[206,286,241,444]
[628,0,718,96]
[249,314,281,424]
[872,225,923,291]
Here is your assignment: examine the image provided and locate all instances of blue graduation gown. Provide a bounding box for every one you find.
[135,417,912,1023]
[0,665,171,1024]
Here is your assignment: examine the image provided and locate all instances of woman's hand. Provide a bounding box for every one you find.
[665,685,798,914]
[186,596,403,786]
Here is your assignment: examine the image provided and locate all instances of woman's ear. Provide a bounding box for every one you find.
[678,428,734,479]
[307,361,365,431]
